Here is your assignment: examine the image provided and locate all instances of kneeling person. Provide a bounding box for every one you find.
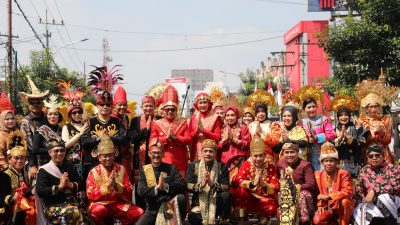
[136,140,187,225]
[187,139,231,225]
[36,139,83,224]
[86,135,143,225]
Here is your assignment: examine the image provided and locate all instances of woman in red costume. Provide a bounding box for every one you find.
[188,92,221,161]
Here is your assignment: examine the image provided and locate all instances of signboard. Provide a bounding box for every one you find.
[308,0,347,12]
[165,77,189,115]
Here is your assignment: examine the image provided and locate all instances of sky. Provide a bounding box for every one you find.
[0,0,330,105]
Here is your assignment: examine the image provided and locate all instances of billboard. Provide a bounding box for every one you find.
[165,77,189,115]
[308,0,347,12]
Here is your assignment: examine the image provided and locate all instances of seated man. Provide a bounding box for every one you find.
[353,145,400,225]
[0,131,35,225]
[186,139,231,225]
[136,140,187,225]
[236,136,279,223]
[36,139,83,225]
[276,142,316,225]
[86,135,144,225]
[313,142,354,225]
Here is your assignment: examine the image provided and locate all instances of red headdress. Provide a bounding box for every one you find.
[159,85,179,109]
[88,65,123,104]
[57,80,84,115]
[0,92,14,113]
[113,86,127,105]
[194,92,212,110]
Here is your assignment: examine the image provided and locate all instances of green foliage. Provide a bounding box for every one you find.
[238,68,274,105]
[318,0,400,88]
[16,49,94,112]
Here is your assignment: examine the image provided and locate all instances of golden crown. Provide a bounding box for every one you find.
[250,135,265,155]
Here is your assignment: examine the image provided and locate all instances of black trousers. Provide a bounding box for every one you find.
[187,191,232,225]
[136,194,186,225]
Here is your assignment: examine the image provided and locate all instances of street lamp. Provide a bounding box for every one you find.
[53,38,88,56]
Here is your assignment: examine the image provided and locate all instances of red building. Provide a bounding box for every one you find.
[284,20,330,91]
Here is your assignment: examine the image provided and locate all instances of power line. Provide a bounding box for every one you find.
[65,35,283,53]
[13,0,46,48]
[256,0,306,6]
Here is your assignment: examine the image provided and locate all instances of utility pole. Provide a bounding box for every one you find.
[8,0,12,98]
[270,51,295,92]
[39,9,64,49]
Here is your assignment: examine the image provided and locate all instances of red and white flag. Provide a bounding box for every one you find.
[267,82,274,95]
[277,81,282,106]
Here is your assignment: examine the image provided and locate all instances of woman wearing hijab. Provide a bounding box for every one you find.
[32,95,64,166]
[0,110,17,170]
[274,104,308,160]
[331,95,366,176]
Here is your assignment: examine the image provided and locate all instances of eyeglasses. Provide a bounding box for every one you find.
[13,156,26,161]
[150,151,163,156]
[367,153,382,159]
[29,100,42,105]
[71,110,83,115]
[53,149,66,154]
[164,108,176,112]
[99,103,111,107]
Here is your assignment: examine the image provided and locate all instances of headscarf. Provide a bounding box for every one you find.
[282,106,298,130]
[255,103,268,116]
[0,110,16,132]
[224,105,239,125]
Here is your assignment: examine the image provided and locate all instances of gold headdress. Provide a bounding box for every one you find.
[246,89,276,108]
[7,130,27,157]
[243,106,255,117]
[202,139,218,150]
[320,142,338,162]
[145,83,169,107]
[225,95,244,116]
[250,135,265,155]
[44,95,63,111]
[282,142,299,152]
[356,69,398,108]
[94,135,118,157]
[294,85,323,106]
[210,86,226,108]
[329,95,358,113]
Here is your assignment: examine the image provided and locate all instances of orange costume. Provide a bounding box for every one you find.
[236,136,279,220]
[86,163,144,225]
[150,85,191,176]
[189,92,221,161]
[313,142,355,225]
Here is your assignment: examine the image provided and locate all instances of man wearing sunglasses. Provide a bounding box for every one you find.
[149,85,191,178]
[353,145,400,225]
[19,76,49,181]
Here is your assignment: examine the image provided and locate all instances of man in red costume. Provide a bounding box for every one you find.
[188,92,221,161]
[236,135,279,223]
[86,135,144,225]
[313,142,354,225]
[150,85,191,177]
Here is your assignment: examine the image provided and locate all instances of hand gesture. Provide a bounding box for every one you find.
[317,194,330,201]
[253,169,262,186]
[198,118,204,132]
[156,172,165,191]
[281,128,288,142]
[146,116,152,130]
[79,122,89,135]
[168,125,176,140]
[29,166,38,180]
[59,172,69,190]
[107,171,116,192]
[256,122,262,136]
[365,189,375,203]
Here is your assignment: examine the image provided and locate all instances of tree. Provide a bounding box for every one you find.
[318,0,400,88]
[238,68,273,104]
[16,49,94,113]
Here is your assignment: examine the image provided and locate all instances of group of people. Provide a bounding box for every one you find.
[0,65,399,225]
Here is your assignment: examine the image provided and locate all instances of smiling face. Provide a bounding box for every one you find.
[163,106,177,120]
[367,152,384,167]
[98,153,115,169]
[322,158,338,173]
[47,110,60,125]
[366,103,380,118]
[28,98,44,114]
[225,109,237,126]
[70,109,83,123]
[141,102,155,117]
[304,102,317,118]
[338,111,350,125]
[202,147,216,163]
[97,102,113,116]
[282,111,293,127]
[252,152,266,168]
[8,155,26,171]
[4,112,16,130]
[215,108,224,119]
[115,102,128,115]
[242,113,254,125]
[197,99,209,113]
[49,147,66,165]
[256,108,267,122]
[148,148,164,166]
[283,149,299,164]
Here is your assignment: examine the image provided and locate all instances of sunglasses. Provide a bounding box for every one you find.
[99,103,111,107]
[29,100,42,105]
[164,108,176,112]
[53,149,66,154]
[367,153,382,159]
[71,110,83,115]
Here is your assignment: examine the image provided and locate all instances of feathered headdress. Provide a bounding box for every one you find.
[329,95,359,113]
[210,86,226,108]
[7,130,27,157]
[57,79,84,115]
[294,85,323,106]
[246,89,276,108]
[88,65,123,103]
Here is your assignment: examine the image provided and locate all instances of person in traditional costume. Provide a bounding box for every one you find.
[150,85,191,177]
[130,94,160,210]
[81,66,127,174]
[188,92,221,161]
[356,93,394,163]
[236,136,279,223]
[136,140,187,225]
[210,86,227,120]
[218,105,251,187]
[86,134,144,225]
[352,145,400,225]
[111,85,133,174]
[241,106,255,126]
[36,138,83,225]
[19,76,49,179]
[247,90,281,162]
[331,95,366,176]
[0,131,35,225]
[0,110,17,170]
[296,85,336,171]
[187,139,231,225]
[32,95,64,167]
[277,142,316,225]
[313,142,354,225]
[274,103,308,160]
